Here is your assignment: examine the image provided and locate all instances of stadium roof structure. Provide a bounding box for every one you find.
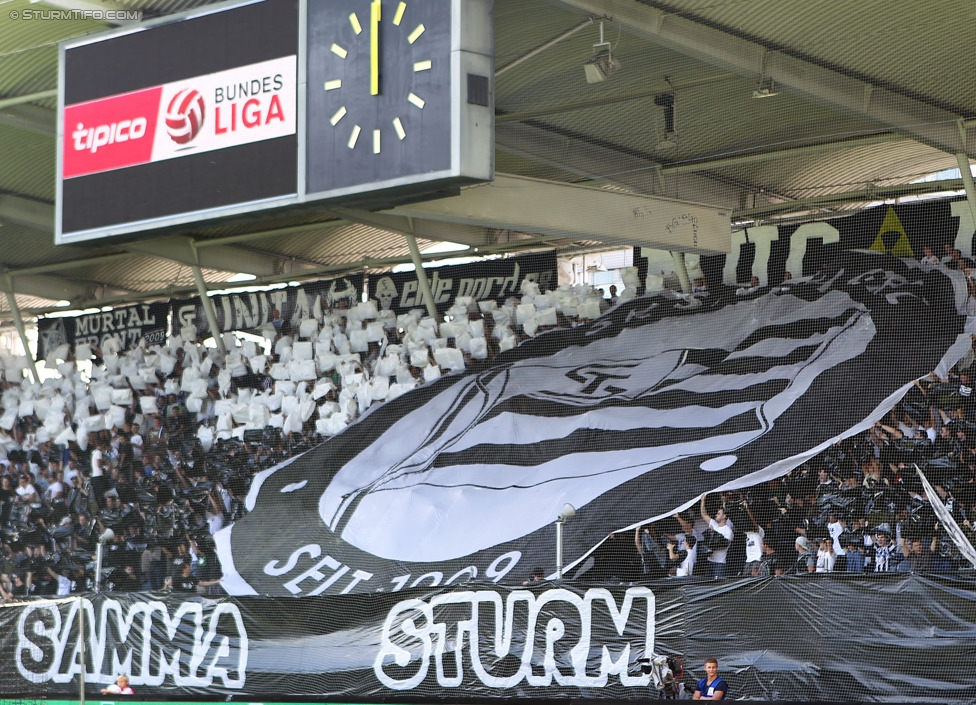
[1,0,975,319]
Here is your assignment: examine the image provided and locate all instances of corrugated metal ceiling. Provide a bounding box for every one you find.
[0,0,972,320]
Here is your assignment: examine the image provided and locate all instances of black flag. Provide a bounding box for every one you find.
[217,251,966,596]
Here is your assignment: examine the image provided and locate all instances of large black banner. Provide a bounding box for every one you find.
[367,251,557,316]
[3,576,975,702]
[36,302,169,360]
[216,250,967,597]
[171,274,364,340]
[636,199,976,291]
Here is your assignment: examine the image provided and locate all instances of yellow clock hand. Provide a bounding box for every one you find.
[370,0,381,96]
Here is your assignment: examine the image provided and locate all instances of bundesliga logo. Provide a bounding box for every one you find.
[165,87,205,145]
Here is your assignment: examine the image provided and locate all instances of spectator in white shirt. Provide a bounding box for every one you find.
[700,495,734,578]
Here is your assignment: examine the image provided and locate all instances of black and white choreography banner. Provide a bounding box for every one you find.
[217,248,966,598]
[3,577,976,702]
[367,251,557,315]
[36,302,169,360]
[171,274,364,340]
[918,466,976,569]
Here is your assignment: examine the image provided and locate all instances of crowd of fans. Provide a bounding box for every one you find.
[1,253,973,600]
[0,274,621,598]
[591,356,976,581]
[580,243,976,582]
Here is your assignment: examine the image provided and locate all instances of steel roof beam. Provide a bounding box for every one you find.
[124,236,277,276]
[383,173,732,254]
[0,90,57,111]
[3,272,129,302]
[8,253,134,277]
[0,104,56,138]
[193,220,348,247]
[553,0,970,156]
[495,72,735,124]
[0,193,55,232]
[329,207,493,249]
[732,178,966,221]
[661,132,907,176]
[496,121,746,208]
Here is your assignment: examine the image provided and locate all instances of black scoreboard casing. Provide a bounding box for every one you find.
[58,0,299,241]
[56,0,494,245]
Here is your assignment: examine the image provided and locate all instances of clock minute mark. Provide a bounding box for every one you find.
[407,92,426,109]
[349,12,362,34]
[407,24,425,44]
[330,107,347,126]
[348,125,362,149]
[393,117,406,140]
[373,129,381,154]
[392,1,406,26]
[331,44,348,59]
[414,60,431,72]
[324,79,342,91]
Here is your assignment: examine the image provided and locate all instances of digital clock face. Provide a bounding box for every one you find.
[306,0,453,195]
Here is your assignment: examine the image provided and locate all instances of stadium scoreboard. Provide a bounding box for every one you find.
[56,0,494,244]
